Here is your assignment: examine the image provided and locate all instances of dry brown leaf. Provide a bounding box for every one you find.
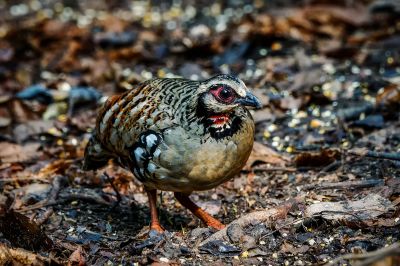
[0,210,53,252]
[0,244,56,265]
[304,194,394,221]
[244,141,289,170]
[37,159,73,178]
[10,99,41,124]
[68,246,86,266]
[376,83,400,109]
[280,241,309,255]
[0,142,41,163]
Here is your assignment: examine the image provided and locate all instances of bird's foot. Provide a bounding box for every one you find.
[149,223,165,237]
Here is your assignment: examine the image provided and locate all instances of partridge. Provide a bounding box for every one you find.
[83,74,261,233]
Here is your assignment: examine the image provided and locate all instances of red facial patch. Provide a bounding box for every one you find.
[209,114,230,125]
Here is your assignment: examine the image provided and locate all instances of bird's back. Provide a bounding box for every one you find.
[83,78,199,169]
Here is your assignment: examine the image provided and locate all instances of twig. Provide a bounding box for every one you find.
[252,166,298,172]
[103,172,122,210]
[325,242,400,266]
[17,175,67,212]
[319,160,341,173]
[337,102,374,121]
[300,179,384,191]
[349,149,400,161]
[47,175,68,201]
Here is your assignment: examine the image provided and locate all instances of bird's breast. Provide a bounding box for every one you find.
[156,118,255,192]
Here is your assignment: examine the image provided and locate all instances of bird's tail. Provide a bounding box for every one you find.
[82,134,112,171]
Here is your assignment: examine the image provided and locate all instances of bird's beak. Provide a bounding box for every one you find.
[235,91,262,109]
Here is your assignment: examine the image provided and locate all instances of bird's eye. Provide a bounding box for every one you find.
[210,85,236,104]
[219,87,232,100]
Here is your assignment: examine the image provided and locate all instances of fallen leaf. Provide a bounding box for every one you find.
[0,142,41,163]
[305,194,394,221]
[0,244,58,265]
[12,183,51,209]
[376,83,400,110]
[0,210,53,252]
[37,159,73,178]
[199,240,241,257]
[68,246,86,266]
[13,120,55,143]
[245,142,289,170]
[280,241,309,255]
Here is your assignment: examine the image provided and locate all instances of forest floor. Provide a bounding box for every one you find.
[0,0,399,265]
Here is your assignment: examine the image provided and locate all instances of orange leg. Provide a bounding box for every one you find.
[145,189,164,233]
[174,192,225,230]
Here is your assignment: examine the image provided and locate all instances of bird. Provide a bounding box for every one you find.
[82,74,261,233]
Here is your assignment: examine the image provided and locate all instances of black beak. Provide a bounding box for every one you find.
[236,91,262,109]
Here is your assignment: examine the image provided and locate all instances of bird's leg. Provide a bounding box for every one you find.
[174,192,225,230]
[145,188,164,233]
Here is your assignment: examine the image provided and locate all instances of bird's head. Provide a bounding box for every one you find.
[195,74,261,139]
[197,74,262,114]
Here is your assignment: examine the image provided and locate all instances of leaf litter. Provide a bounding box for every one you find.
[0,0,399,265]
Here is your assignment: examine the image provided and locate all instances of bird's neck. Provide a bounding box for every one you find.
[205,113,242,140]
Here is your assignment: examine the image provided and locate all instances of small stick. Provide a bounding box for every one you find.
[349,150,400,161]
[300,179,384,190]
[252,166,298,172]
[319,160,341,173]
[325,242,400,266]
[17,175,67,211]
[103,172,122,210]
[47,175,68,202]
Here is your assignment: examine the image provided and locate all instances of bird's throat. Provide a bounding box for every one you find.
[208,114,230,126]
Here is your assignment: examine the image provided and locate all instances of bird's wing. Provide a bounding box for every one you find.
[95,80,178,156]
[126,126,201,191]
